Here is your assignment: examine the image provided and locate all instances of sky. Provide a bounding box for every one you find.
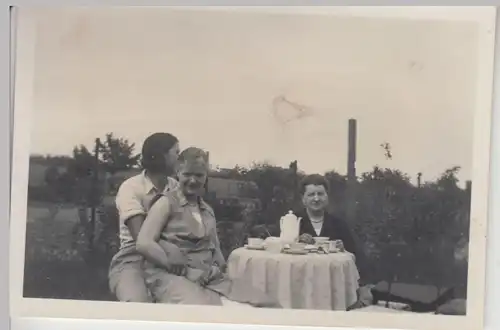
[28,8,479,185]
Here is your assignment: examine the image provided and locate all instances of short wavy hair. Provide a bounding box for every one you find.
[141,132,179,174]
[299,174,330,196]
[178,147,209,167]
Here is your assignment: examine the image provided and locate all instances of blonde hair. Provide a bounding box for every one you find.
[178,147,209,168]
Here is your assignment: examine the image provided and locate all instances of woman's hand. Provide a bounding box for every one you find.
[160,242,188,276]
[298,233,315,245]
[198,265,223,285]
[188,265,224,286]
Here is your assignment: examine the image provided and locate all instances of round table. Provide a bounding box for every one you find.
[227,248,360,310]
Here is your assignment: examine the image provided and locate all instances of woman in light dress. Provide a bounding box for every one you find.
[136,147,281,308]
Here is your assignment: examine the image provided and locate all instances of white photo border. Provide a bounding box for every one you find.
[8,6,497,330]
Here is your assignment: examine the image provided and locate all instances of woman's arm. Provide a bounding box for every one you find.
[115,181,146,240]
[136,196,174,270]
[209,226,226,269]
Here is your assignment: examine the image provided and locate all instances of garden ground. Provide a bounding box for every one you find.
[23,201,115,301]
[22,201,465,305]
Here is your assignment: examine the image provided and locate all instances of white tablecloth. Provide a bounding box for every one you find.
[227,248,360,310]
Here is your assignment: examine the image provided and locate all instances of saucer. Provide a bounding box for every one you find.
[283,248,308,255]
[245,244,265,250]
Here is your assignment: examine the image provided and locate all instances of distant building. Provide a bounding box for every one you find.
[206,176,260,210]
[27,159,261,210]
[109,169,261,210]
[207,177,257,198]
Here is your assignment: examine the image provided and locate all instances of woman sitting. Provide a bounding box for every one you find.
[136,147,281,308]
[292,174,375,309]
[108,132,180,303]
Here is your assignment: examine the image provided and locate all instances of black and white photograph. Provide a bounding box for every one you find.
[9,6,496,330]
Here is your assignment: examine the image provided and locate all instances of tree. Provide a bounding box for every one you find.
[44,165,60,187]
[66,143,105,208]
[242,162,301,226]
[324,170,347,215]
[100,133,140,174]
[63,133,139,205]
[435,166,461,192]
[70,144,95,179]
[421,166,468,241]
[42,165,64,217]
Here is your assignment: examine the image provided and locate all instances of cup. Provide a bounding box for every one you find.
[264,237,283,253]
[248,237,264,247]
[329,240,344,252]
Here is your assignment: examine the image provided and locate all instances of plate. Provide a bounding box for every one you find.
[245,244,265,250]
[283,249,308,255]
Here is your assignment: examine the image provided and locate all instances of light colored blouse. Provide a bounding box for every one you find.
[144,188,225,268]
[115,171,178,250]
[312,222,323,236]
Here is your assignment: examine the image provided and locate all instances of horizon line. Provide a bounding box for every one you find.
[28,152,471,185]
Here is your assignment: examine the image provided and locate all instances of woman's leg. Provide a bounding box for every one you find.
[146,269,222,306]
[111,265,152,302]
[109,251,152,303]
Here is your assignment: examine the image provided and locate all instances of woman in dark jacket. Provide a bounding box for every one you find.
[294,174,374,308]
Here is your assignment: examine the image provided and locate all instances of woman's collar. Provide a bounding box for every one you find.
[176,190,209,210]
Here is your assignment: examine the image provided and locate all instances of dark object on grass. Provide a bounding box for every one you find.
[435,298,466,315]
[371,281,456,313]
[347,299,369,311]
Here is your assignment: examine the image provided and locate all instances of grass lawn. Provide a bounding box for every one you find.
[23,259,115,301]
[22,201,467,304]
[24,201,116,301]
